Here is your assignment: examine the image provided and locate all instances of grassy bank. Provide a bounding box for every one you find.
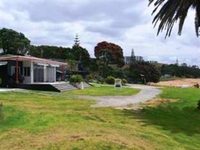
[0,87,199,149]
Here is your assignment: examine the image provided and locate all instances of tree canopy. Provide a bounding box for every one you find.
[161,64,200,78]
[149,0,200,37]
[29,45,72,59]
[71,45,91,66]
[0,28,30,55]
[94,41,124,66]
[128,61,161,83]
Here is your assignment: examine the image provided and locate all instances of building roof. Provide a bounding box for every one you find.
[0,55,68,66]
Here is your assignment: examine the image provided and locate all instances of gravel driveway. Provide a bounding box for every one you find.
[89,84,161,107]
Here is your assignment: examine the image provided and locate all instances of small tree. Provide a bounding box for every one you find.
[69,75,83,83]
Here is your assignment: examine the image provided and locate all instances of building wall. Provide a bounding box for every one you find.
[7,61,58,84]
[33,64,57,83]
[124,57,131,64]
[34,64,44,83]
[124,56,144,64]
[23,61,31,84]
[46,66,56,82]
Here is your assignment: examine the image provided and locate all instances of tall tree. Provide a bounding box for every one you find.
[149,0,200,37]
[71,45,90,67]
[71,35,91,67]
[0,28,30,55]
[94,41,124,66]
[74,34,80,47]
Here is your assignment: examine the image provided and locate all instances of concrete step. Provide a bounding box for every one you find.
[52,83,77,92]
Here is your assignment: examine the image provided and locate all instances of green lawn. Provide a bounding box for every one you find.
[0,87,200,149]
[136,87,200,149]
[66,85,140,96]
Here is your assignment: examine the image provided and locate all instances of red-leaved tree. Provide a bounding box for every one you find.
[94,41,124,66]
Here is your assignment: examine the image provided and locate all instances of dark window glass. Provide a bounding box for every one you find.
[24,67,30,76]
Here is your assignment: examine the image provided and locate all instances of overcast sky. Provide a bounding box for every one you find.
[0,0,199,65]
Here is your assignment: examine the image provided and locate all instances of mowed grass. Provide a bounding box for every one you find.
[0,87,200,149]
[136,87,200,150]
[66,85,140,96]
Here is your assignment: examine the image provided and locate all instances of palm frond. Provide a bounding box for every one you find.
[149,0,199,37]
[195,2,200,36]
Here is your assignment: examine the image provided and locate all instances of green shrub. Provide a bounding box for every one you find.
[122,79,128,86]
[197,100,200,110]
[96,76,104,84]
[0,103,3,121]
[128,62,161,83]
[69,75,83,83]
[105,76,115,85]
[86,74,94,82]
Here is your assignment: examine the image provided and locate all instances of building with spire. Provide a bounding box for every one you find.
[176,58,179,66]
[131,49,135,57]
[130,49,136,63]
[124,49,144,64]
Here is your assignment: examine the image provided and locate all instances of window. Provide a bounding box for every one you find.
[24,67,30,77]
[11,66,21,76]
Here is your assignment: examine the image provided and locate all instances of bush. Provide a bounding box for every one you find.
[128,62,161,83]
[105,76,115,85]
[86,74,94,82]
[0,103,3,121]
[197,100,200,110]
[96,76,104,84]
[0,78,2,85]
[122,79,128,86]
[69,75,83,83]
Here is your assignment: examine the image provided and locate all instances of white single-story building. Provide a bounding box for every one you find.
[0,55,68,87]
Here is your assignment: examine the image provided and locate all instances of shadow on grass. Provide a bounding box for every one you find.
[123,105,200,136]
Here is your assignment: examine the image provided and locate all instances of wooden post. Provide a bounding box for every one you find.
[16,58,19,84]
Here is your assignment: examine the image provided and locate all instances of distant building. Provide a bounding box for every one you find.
[175,58,179,66]
[134,56,144,62]
[124,56,132,65]
[149,61,158,64]
[124,49,144,64]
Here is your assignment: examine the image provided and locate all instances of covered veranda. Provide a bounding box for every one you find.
[0,55,68,87]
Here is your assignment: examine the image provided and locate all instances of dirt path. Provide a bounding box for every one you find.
[151,78,200,87]
[84,84,161,108]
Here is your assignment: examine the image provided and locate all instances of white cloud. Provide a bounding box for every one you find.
[0,0,199,66]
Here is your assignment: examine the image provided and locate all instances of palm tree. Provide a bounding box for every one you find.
[149,0,200,37]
